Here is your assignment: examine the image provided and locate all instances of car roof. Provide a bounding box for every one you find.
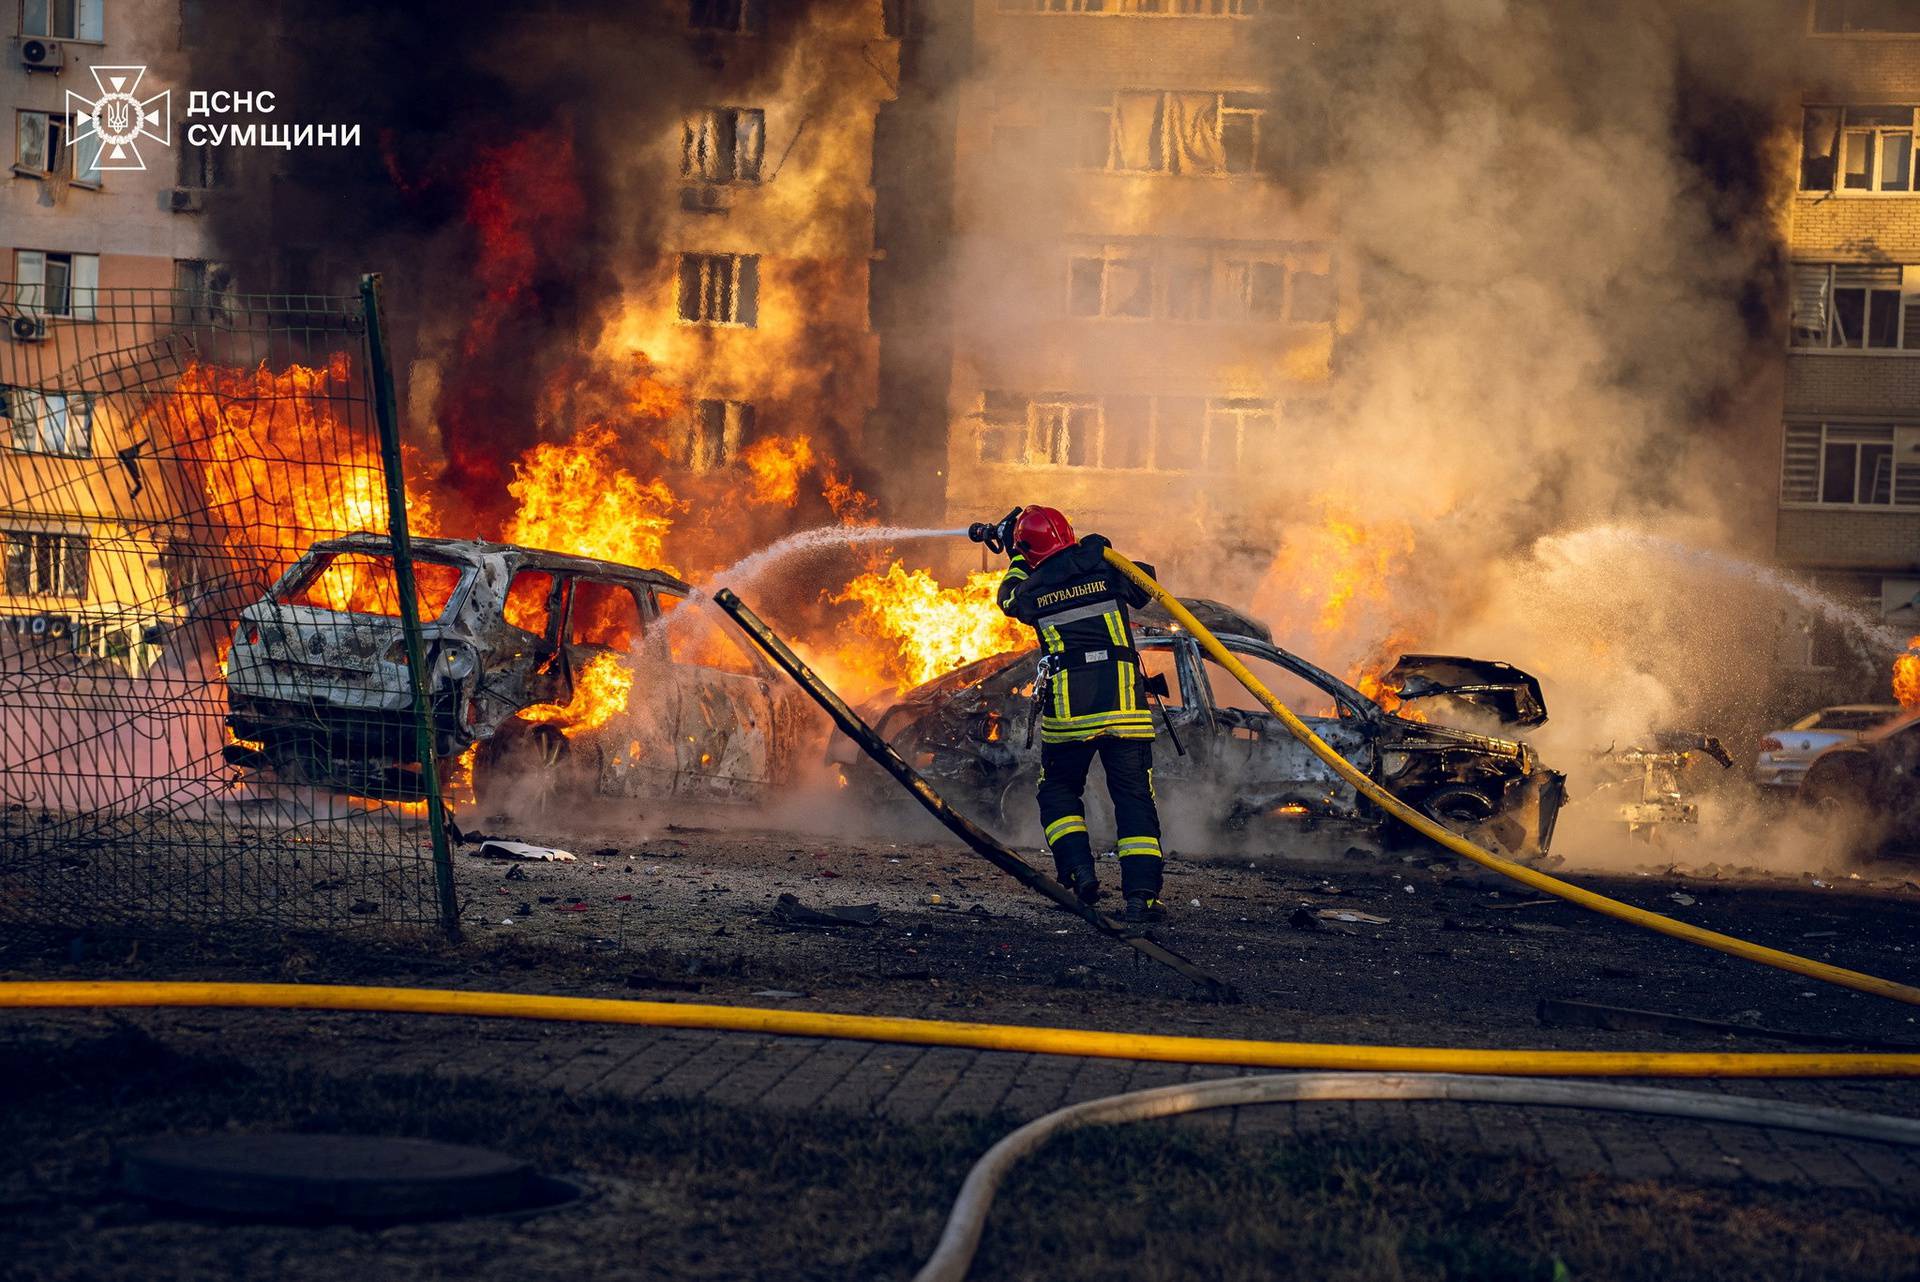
[308,532,692,594]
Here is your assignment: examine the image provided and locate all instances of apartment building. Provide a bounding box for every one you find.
[2,0,222,669]
[918,0,1352,564]
[1776,0,1920,666]
[634,0,890,486]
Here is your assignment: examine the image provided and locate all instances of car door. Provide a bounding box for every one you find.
[1189,637,1377,816]
[652,589,778,799]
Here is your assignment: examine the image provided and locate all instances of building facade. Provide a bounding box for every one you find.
[920,0,1353,567]
[1776,0,1920,669]
[2,0,221,669]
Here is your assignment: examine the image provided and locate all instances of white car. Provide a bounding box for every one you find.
[1754,704,1901,791]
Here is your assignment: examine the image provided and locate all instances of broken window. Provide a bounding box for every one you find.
[503,569,558,638]
[1202,398,1273,471]
[3,388,92,456]
[1801,106,1919,193]
[568,579,644,651]
[1139,645,1186,707]
[275,552,463,620]
[1028,396,1100,466]
[176,128,231,190]
[674,398,753,472]
[1782,422,1920,507]
[1812,0,1920,33]
[688,0,764,33]
[655,590,759,674]
[174,259,235,324]
[677,253,759,326]
[1066,247,1152,318]
[1222,259,1286,319]
[16,111,101,184]
[21,0,103,39]
[682,108,765,184]
[2,529,88,599]
[14,250,98,320]
[1103,395,1152,468]
[977,390,1027,463]
[1165,247,1212,319]
[1094,91,1267,175]
[1221,252,1334,323]
[1791,263,1920,348]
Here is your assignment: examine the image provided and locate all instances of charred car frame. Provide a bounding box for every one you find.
[833,601,1567,859]
[224,534,811,805]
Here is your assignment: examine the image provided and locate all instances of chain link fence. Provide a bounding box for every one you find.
[0,281,456,935]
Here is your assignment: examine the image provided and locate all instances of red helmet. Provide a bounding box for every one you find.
[1013,506,1075,565]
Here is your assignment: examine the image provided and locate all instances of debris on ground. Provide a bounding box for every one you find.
[1315,908,1390,925]
[1536,997,1920,1050]
[479,840,577,863]
[768,893,882,930]
[1668,892,1696,906]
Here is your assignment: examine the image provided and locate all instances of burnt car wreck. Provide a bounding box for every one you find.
[223,534,810,806]
[833,600,1568,860]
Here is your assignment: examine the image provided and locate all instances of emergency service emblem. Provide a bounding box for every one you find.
[67,65,171,173]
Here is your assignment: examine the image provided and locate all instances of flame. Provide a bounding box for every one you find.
[171,356,440,611]
[1895,638,1920,710]
[520,652,635,739]
[502,423,681,574]
[1261,506,1415,641]
[834,561,1030,689]
[741,435,815,507]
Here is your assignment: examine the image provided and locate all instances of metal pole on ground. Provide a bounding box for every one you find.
[361,272,460,940]
[712,588,1233,1000]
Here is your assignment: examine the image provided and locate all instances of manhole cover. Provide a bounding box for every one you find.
[120,1134,548,1222]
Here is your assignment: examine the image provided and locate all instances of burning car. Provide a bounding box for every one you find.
[223,534,811,806]
[832,600,1567,859]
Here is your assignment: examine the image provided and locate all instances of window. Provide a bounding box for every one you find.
[1781,422,1920,506]
[274,553,463,619]
[682,108,765,184]
[3,530,88,599]
[1811,0,1920,33]
[174,259,234,323]
[1,387,92,456]
[13,250,98,319]
[21,0,104,39]
[688,0,763,32]
[1201,398,1273,471]
[1067,247,1152,317]
[975,392,1275,471]
[1220,253,1336,323]
[676,253,758,325]
[15,111,101,184]
[504,568,558,638]
[568,579,643,650]
[1790,263,1920,349]
[1801,106,1919,192]
[1165,248,1212,319]
[1028,395,1100,466]
[175,130,230,189]
[674,398,753,471]
[1081,91,1270,175]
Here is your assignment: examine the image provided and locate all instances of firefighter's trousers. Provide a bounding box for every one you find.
[1036,736,1162,898]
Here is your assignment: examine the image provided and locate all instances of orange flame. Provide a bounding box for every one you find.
[741,434,815,507]
[502,423,681,574]
[834,561,1030,689]
[1895,638,1920,711]
[520,652,635,738]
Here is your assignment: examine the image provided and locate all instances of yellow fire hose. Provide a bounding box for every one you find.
[6,980,1920,1076]
[1101,548,1920,1009]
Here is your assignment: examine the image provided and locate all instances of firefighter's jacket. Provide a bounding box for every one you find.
[996,535,1157,744]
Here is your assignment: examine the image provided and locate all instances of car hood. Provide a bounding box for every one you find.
[1379,654,1548,727]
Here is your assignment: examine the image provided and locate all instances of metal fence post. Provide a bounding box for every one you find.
[361,272,461,939]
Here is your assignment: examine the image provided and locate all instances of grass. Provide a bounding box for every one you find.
[0,1028,1916,1281]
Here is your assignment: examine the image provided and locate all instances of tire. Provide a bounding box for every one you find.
[474,722,600,815]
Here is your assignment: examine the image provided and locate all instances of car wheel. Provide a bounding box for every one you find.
[475,722,600,815]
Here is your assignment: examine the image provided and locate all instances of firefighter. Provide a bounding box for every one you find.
[989,506,1166,926]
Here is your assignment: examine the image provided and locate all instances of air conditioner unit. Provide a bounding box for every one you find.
[10,316,48,342]
[17,38,64,72]
[169,187,205,213]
